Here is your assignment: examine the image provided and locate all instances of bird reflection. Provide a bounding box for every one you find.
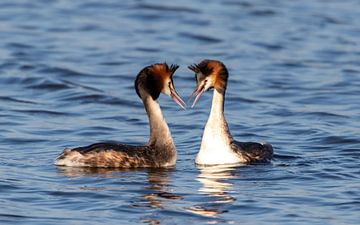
[141,168,182,210]
[56,166,181,223]
[56,166,145,178]
[187,164,238,218]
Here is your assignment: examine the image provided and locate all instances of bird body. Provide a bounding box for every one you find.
[55,63,185,168]
[189,60,273,165]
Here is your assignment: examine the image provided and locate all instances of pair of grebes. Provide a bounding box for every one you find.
[55,59,273,168]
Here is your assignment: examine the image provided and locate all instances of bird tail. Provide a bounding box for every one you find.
[54,148,86,167]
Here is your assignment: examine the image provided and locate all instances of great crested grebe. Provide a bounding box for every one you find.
[188,59,273,165]
[55,63,186,168]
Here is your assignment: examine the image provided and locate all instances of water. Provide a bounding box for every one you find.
[0,0,359,224]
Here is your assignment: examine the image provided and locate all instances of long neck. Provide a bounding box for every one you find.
[143,96,174,148]
[205,89,233,141]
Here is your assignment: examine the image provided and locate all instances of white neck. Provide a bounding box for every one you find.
[196,89,240,165]
[143,95,174,148]
[205,89,233,143]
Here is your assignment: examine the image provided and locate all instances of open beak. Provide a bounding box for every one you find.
[189,83,205,108]
[170,83,187,110]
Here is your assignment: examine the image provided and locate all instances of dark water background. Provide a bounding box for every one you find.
[1,0,359,224]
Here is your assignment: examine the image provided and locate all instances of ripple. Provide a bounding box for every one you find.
[0,213,32,222]
[26,79,72,91]
[136,3,200,14]
[342,68,359,74]
[178,32,222,43]
[6,42,34,49]
[249,9,277,16]
[302,111,350,119]
[272,61,308,68]
[223,1,253,8]
[322,136,359,145]
[226,96,262,104]
[339,148,360,158]
[58,79,103,92]
[273,154,301,161]
[0,96,38,104]
[315,14,344,25]
[252,42,284,51]
[19,64,37,71]
[38,67,97,77]
[13,109,72,116]
[99,61,130,66]
[60,93,137,107]
[4,137,48,144]
[135,47,161,53]
[0,62,18,70]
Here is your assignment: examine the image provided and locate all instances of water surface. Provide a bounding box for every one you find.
[0,0,359,224]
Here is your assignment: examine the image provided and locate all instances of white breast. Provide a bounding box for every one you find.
[195,125,241,165]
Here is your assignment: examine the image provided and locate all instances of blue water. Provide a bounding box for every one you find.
[1,0,359,224]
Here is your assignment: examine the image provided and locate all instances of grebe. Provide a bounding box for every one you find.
[55,63,186,168]
[188,59,273,165]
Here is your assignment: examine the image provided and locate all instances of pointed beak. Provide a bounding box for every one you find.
[170,84,187,110]
[189,83,205,108]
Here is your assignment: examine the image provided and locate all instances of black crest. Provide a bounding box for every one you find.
[167,63,180,76]
[188,59,229,93]
[135,63,179,100]
[188,60,214,76]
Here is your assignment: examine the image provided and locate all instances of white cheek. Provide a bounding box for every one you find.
[162,80,171,96]
[163,87,171,96]
[204,77,215,90]
[205,82,212,91]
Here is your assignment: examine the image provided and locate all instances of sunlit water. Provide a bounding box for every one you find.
[0,0,359,224]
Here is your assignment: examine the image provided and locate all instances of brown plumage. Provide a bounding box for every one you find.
[189,59,273,165]
[55,63,186,168]
[56,143,174,168]
[189,59,228,94]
